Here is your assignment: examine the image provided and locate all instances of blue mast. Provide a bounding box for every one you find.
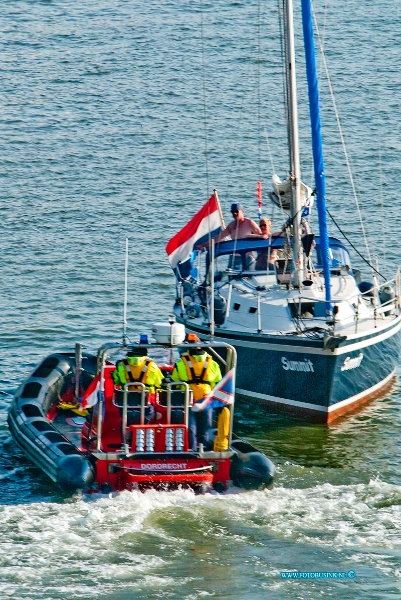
[301,0,332,315]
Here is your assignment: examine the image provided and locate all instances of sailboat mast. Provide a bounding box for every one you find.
[283,0,303,286]
[301,0,332,315]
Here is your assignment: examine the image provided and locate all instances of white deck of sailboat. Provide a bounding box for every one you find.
[182,269,399,338]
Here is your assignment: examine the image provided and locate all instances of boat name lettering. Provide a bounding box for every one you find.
[281,357,314,372]
[340,353,363,371]
[141,463,188,471]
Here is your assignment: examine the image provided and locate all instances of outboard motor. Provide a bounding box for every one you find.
[379,285,396,316]
[57,455,95,492]
[230,447,275,490]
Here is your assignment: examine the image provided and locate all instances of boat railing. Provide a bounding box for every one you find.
[277,275,398,335]
[327,275,398,332]
[357,275,399,324]
[120,383,148,442]
[158,382,191,427]
[118,381,191,453]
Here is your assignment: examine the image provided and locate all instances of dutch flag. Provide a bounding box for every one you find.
[165,192,223,271]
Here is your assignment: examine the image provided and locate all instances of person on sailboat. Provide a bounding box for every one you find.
[219,203,265,240]
[260,217,283,238]
[255,218,278,270]
[197,203,266,249]
[171,341,222,450]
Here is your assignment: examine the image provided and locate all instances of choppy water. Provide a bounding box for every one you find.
[1,1,401,598]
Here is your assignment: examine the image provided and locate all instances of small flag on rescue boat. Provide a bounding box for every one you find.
[191,369,235,412]
[81,373,101,408]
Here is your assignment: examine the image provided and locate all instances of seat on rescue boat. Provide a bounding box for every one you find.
[113,386,155,426]
[156,365,188,424]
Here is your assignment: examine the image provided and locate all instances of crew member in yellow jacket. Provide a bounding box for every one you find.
[171,345,222,450]
[112,346,164,424]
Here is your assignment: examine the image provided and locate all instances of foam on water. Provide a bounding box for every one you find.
[0,482,400,597]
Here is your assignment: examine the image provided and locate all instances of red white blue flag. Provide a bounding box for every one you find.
[81,373,100,408]
[166,192,223,270]
[191,369,235,412]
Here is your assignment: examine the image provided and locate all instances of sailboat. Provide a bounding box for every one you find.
[167,0,401,423]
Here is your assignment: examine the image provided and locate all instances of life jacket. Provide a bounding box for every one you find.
[179,353,213,402]
[117,357,153,389]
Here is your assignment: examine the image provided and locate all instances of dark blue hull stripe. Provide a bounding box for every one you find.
[179,316,401,412]
[237,371,395,413]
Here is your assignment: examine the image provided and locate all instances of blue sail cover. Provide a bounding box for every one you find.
[301,0,332,313]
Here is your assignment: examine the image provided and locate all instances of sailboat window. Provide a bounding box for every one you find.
[309,245,351,269]
[249,307,257,314]
[233,303,241,311]
[288,302,315,318]
[215,253,242,274]
[328,247,344,267]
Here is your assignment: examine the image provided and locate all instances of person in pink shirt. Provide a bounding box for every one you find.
[216,202,263,241]
[198,203,265,249]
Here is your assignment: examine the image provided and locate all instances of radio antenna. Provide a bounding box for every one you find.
[122,237,129,345]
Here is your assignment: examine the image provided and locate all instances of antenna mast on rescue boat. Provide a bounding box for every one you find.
[122,237,129,346]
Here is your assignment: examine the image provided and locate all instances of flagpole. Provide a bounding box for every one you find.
[210,238,215,338]
[214,189,226,230]
[74,343,82,403]
[228,369,236,446]
[96,360,105,452]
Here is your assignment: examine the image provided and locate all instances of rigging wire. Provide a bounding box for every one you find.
[378,145,387,277]
[199,0,214,264]
[198,1,278,218]
[327,209,386,280]
[278,0,291,176]
[200,0,210,198]
[223,3,269,204]
[308,0,328,209]
[257,0,262,181]
[259,2,275,198]
[264,127,275,175]
[312,6,372,268]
